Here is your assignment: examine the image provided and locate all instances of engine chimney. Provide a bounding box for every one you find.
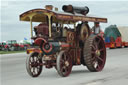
[62,5,89,15]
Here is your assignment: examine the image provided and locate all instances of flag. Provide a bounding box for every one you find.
[24,37,27,40]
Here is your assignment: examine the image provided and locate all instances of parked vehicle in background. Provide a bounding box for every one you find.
[0,42,9,51]
[0,40,31,51]
[7,40,20,51]
[0,43,3,50]
[104,25,128,48]
[19,43,30,50]
[118,26,128,47]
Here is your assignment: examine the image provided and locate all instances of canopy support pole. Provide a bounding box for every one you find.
[48,15,52,37]
[29,17,33,38]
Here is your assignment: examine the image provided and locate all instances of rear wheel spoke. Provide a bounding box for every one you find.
[93,41,98,49]
[97,38,101,45]
[91,45,96,50]
[99,48,104,52]
[97,64,101,70]
[97,56,103,62]
[91,50,96,54]
[92,56,96,61]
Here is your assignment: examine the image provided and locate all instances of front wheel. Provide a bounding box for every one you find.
[26,52,42,77]
[56,51,72,77]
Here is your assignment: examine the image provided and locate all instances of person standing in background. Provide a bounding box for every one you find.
[92,22,101,34]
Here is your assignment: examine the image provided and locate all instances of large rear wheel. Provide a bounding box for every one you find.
[57,51,72,77]
[26,52,42,77]
[84,34,106,72]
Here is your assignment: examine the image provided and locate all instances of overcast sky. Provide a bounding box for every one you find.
[1,0,128,42]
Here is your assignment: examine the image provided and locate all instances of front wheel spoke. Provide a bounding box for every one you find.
[60,62,64,67]
[30,57,33,62]
[29,62,32,65]
[60,59,65,63]
[33,67,35,73]
[37,65,41,68]
[65,67,69,73]
[33,67,37,75]
[31,67,34,73]
[67,57,70,62]
[32,57,34,62]
[35,67,38,74]
[64,54,67,61]
[37,68,39,72]
[34,56,37,62]
[61,66,66,73]
[33,62,36,67]
[29,63,32,68]
[36,62,39,66]
[36,58,39,62]
[37,60,40,64]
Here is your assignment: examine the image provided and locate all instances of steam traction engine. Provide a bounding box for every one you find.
[20,5,107,77]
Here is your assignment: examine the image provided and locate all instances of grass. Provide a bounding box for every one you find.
[0,50,25,54]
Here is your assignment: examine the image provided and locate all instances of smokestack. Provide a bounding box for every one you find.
[62,5,89,15]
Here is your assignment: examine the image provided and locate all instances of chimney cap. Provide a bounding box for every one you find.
[45,5,53,10]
